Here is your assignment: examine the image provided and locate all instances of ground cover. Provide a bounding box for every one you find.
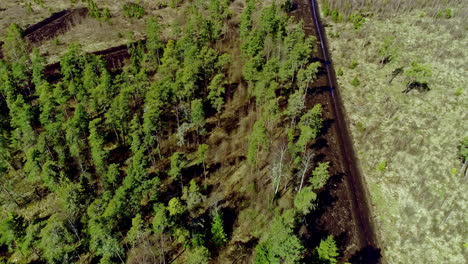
[320,0,468,262]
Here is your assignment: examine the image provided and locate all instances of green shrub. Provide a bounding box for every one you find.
[458,137,468,162]
[349,13,365,29]
[87,0,102,19]
[330,9,343,22]
[351,77,360,86]
[337,67,343,76]
[103,8,111,22]
[436,8,453,19]
[377,160,387,172]
[349,60,358,69]
[123,3,145,19]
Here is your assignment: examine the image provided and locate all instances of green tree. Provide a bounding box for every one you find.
[296,104,323,152]
[207,73,226,113]
[169,152,186,181]
[0,213,26,250]
[152,203,168,235]
[316,235,339,264]
[248,120,268,165]
[104,163,120,190]
[145,17,164,67]
[3,24,29,87]
[167,197,185,216]
[191,99,205,129]
[126,214,149,248]
[18,222,43,259]
[196,144,209,181]
[182,179,205,211]
[88,118,109,173]
[3,24,27,63]
[294,186,317,215]
[38,214,79,264]
[65,103,88,160]
[185,246,210,264]
[211,211,227,247]
[254,210,304,263]
[297,62,320,90]
[7,94,36,150]
[309,162,330,190]
[31,48,45,87]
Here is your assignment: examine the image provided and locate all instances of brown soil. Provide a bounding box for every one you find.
[292,0,381,262]
[24,8,88,43]
[44,40,136,82]
[0,8,88,60]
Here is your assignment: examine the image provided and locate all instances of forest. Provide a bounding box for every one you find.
[0,0,358,263]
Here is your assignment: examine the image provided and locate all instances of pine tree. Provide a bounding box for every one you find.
[211,211,227,246]
[316,235,339,264]
[88,118,108,174]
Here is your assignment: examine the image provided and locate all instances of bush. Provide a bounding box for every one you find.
[349,13,365,29]
[123,3,145,19]
[376,160,387,172]
[351,77,360,86]
[458,137,468,163]
[436,8,453,19]
[337,67,343,76]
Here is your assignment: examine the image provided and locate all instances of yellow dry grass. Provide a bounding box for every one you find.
[323,4,468,263]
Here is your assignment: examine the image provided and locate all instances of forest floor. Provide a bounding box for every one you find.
[321,1,468,263]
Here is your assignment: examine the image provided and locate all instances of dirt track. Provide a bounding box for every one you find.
[295,0,381,262]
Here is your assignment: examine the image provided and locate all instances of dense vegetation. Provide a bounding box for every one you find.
[0,1,344,263]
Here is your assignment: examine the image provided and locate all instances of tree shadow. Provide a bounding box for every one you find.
[348,245,382,264]
[320,118,335,136]
[309,85,330,96]
[311,137,328,152]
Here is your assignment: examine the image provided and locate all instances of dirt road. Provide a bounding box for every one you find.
[309,0,378,247]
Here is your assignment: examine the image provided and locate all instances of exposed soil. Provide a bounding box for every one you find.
[293,0,381,262]
[0,8,88,59]
[24,8,88,43]
[44,40,136,82]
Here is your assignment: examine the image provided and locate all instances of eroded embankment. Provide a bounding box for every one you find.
[44,41,139,81]
[0,6,135,80]
[24,8,88,43]
[0,8,88,58]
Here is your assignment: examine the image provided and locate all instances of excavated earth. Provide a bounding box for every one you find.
[293,0,381,262]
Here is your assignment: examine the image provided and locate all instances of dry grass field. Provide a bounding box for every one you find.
[321,1,468,263]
